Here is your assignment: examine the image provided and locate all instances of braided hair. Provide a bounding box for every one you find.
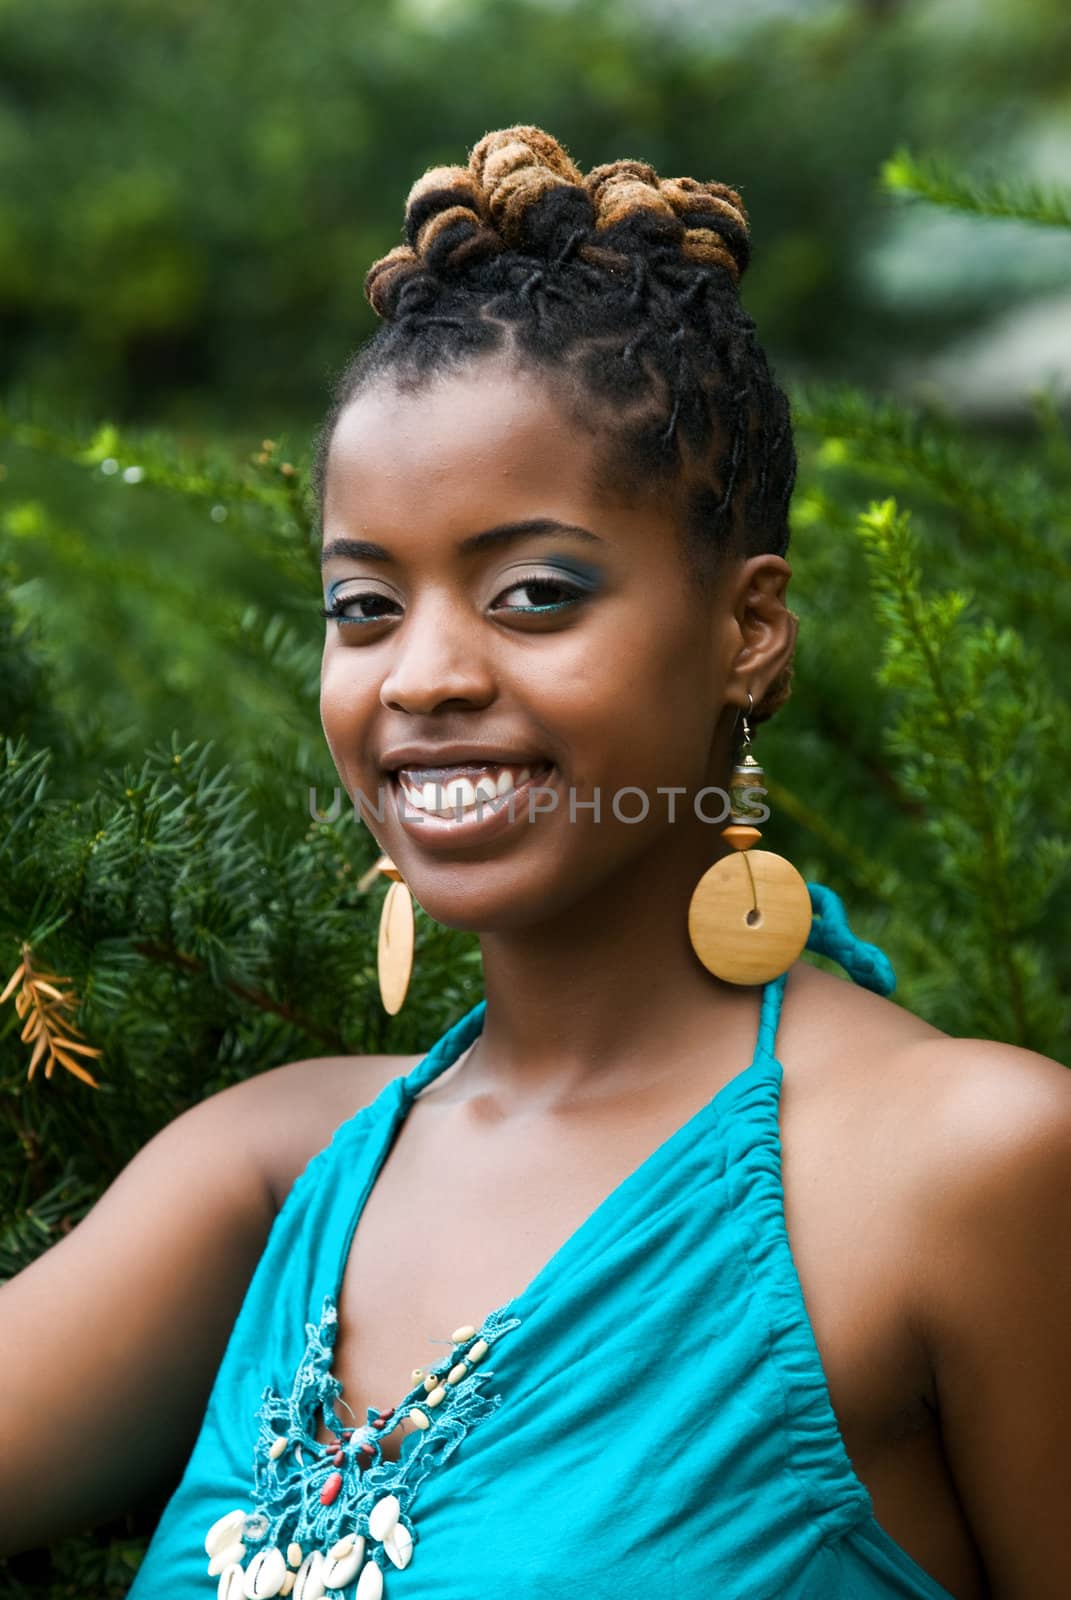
[312,125,798,724]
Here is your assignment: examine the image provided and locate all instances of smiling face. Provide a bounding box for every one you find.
[319,353,792,933]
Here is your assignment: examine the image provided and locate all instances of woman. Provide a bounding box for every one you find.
[3,125,1069,1600]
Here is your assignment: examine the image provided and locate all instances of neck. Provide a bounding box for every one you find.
[453,832,767,1111]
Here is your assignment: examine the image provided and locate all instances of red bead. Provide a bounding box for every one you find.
[379,1407,396,1420]
[333,1450,344,1466]
[371,1417,386,1429]
[357,1442,374,1459]
[320,1471,343,1506]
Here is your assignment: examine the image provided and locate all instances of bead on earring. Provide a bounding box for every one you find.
[687,690,812,986]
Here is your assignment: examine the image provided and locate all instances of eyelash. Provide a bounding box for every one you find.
[318,573,591,626]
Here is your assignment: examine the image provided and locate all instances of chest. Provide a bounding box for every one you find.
[315,1075,922,1452]
[311,1076,985,1599]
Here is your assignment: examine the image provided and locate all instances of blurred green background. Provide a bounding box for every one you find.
[2,0,1071,1590]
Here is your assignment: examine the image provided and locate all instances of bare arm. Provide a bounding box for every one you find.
[913,1037,1071,1599]
[0,1052,408,1556]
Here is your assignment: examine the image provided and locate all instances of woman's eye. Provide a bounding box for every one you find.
[491,575,588,614]
[319,591,400,626]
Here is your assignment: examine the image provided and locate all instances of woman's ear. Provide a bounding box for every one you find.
[720,554,798,712]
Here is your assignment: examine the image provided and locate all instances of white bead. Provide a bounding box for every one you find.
[446,1362,468,1385]
[451,1323,477,1342]
[383,1524,413,1571]
[368,1492,401,1541]
[286,1544,303,1570]
[408,1407,430,1429]
[328,1534,355,1560]
[279,1577,295,1598]
[208,1542,246,1577]
[356,1561,384,1600]
[206,1509,248,1557]
[268,1436,288,1460]
[468,1337,489,1362]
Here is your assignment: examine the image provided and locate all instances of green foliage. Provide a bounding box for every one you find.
[5,0,1071,425]
[853,497,1070,1044]
[882,146,1071,227]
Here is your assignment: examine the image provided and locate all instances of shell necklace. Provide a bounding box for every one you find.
[200,1296,522,1599]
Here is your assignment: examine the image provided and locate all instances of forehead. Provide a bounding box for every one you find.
[323,360,612,531]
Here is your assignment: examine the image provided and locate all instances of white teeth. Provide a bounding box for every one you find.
[397,762,546,819]
[445,777,477,808]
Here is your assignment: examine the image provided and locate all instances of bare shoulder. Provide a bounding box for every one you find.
[786,953,1071,1143]
[226,1050,425,1212]
[893,1024,1071,1242]
[885,1029,1071,1593]
[781,956,947,1086]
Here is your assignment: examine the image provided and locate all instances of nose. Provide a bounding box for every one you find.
[378,594,496,714]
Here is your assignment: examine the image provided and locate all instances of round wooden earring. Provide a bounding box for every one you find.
[375,855,414,1015]
[687,706,812,986]
[688,835,812,986]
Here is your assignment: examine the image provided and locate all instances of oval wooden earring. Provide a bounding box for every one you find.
[374,855,414,1014]
[688,695,812,986]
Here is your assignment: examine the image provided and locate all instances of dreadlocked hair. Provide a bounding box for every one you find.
[312,124,799,724]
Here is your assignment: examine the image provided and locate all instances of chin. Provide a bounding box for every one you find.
[406,864,571,936]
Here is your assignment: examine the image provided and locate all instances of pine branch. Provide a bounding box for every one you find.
[791,381,1071,586]
[0,402,319,585]
[880,147,1071,229]
[855,498,1071,1048]
[130,937,344,1049]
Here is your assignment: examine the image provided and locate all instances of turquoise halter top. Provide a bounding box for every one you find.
[126,883,955,1600]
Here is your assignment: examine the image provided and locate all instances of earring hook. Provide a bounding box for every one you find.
[739,689,755,755]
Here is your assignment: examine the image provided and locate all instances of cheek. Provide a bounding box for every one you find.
[562,604,710,718]
[319,650,376,772]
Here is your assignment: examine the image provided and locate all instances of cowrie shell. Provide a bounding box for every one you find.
[356,1561,384,1600]
[368,1493,400,1541]
[217,1565,245,1600]
[206,1509,248,1557]
[292,1550,326,1600]
[243,1546,287,1597]
[208,1542,246,1577]
[383,1523,413,1570]
[323,1548,363,1589]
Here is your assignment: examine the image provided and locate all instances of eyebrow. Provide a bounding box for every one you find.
[320,517,602,567]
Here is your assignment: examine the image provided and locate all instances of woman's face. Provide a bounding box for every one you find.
[319,355,791,932]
